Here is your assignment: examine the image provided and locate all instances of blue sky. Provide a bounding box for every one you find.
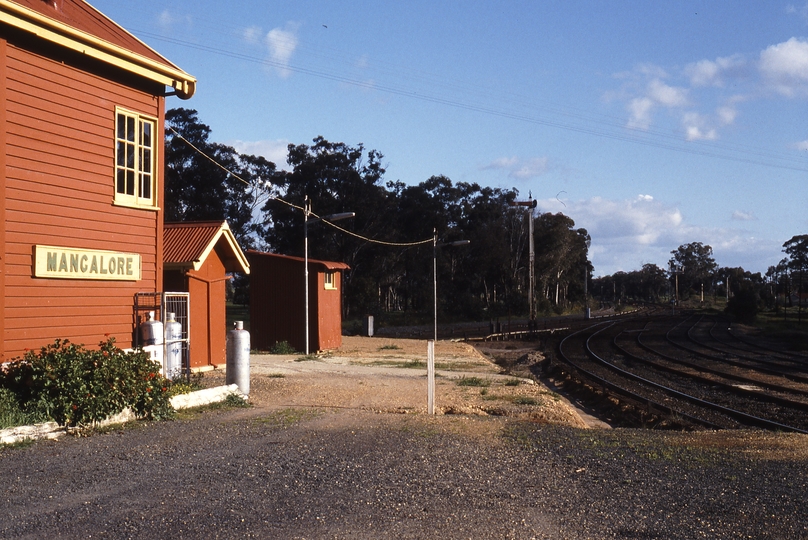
[91,1,808,277]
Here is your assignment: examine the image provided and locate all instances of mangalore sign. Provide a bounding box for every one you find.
[34,245,141,281]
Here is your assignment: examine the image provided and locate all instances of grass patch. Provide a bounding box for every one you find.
[265,373,286,378]
[0,388,49,430]
[504,379,521,386]
[456,376,491,387]
[379,344,402,351]
[513,396,539,406]
[295,354,319,362]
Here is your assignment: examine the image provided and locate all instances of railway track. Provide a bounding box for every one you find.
[551,312,808,433]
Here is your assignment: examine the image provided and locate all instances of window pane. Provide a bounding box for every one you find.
[126,143,135,169]
[126,170,135,196]
[117,169,126,194]
[142,148,151,173]
[126,117,135,142]
[140,173,151,200]
[142,121,152,148]
[117,114,126,139]
[116,141,125,167]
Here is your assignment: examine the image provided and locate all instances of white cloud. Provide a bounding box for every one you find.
[266,23,300,78]
[759,37,808,96]
[732,210,757,221]
[682,112,717,141]
[242,26,263,45]
[481,156,548,180]
[230,139,291,170]
[794,139,808,151]
[534,194,779,276]
[647,79,689,107]
[625,78,689,130]
[685,55,745,87]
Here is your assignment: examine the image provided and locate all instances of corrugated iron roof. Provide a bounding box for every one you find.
[164,221,250,274]
[247,250,350,271]
[1,0,196,98]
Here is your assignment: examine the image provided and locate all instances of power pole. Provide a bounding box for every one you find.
[510,196,538,324]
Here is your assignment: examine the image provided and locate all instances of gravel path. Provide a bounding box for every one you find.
[1,337,806,538]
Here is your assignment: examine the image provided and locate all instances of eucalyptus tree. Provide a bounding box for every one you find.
[669,242,718,300]
[783,235,808,322]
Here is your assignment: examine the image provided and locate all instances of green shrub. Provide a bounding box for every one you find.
[269,341,297,354]
[0,338,174,427]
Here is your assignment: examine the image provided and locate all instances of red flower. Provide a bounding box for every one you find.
[146,388,151,393]
[71,405,77,410]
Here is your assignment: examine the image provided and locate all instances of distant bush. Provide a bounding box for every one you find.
[0,338,173,427]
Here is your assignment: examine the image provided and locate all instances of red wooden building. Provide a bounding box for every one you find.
[0,1,195,361]
[247,250,349,353]
[163,221,250,370]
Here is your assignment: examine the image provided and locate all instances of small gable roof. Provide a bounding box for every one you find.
[247,250,350,272]
[0,0,196,98]
[164,221,250,274]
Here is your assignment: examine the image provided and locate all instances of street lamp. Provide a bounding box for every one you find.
[433,228,470,342]
[304,195,354,355]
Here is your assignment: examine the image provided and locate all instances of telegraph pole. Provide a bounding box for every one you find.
[510,196,538,324]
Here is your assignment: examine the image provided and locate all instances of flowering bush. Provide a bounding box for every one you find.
[0,338,174,427]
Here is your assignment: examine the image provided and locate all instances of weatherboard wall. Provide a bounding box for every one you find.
[0,34,164,361]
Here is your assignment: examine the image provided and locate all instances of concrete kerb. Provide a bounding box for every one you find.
[0,384,246,446]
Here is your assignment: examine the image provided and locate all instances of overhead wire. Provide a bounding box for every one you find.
[139,26,808,173]
[167,127,433,247]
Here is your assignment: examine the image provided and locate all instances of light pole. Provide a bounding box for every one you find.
[304,195,354,355]
[433,228,470,342]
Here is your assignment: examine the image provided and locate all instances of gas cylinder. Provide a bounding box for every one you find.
[140,311,163,346]
[164,312,183,379]
[226,321,250,395]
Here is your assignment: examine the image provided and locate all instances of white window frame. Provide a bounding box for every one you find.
[324,271,337,290]
[114,107,158,210]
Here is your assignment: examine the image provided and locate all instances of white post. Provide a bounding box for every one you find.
[304,196,310,356]
[427,340,435,415]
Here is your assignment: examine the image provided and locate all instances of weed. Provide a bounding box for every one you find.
[295,354,318,362]
[513,396,538,405]
[480,388,488,396]
[504,379,520,386]
[456,376,491,387]
[379,344,402,351]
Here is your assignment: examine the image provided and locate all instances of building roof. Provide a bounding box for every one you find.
[164,221,250,274]
[0,0,196,98]
[247,250,351,272]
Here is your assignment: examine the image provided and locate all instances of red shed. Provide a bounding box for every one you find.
[163,221,250,370]
[0,1,195,360]
[247,250,349,353]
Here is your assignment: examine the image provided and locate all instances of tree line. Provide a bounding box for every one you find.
[164,108,591,322]
[592,238,808,323]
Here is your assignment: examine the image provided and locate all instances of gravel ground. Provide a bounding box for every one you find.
[1,337,807,539]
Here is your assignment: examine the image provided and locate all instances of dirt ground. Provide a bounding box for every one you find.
[205,335,589,430]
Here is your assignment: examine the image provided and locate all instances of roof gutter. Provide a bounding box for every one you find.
[0,0,196,98]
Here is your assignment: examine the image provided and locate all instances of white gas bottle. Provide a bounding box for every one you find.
[140,311,163,346]
[226,321,250,395]
[164,312,183,379]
